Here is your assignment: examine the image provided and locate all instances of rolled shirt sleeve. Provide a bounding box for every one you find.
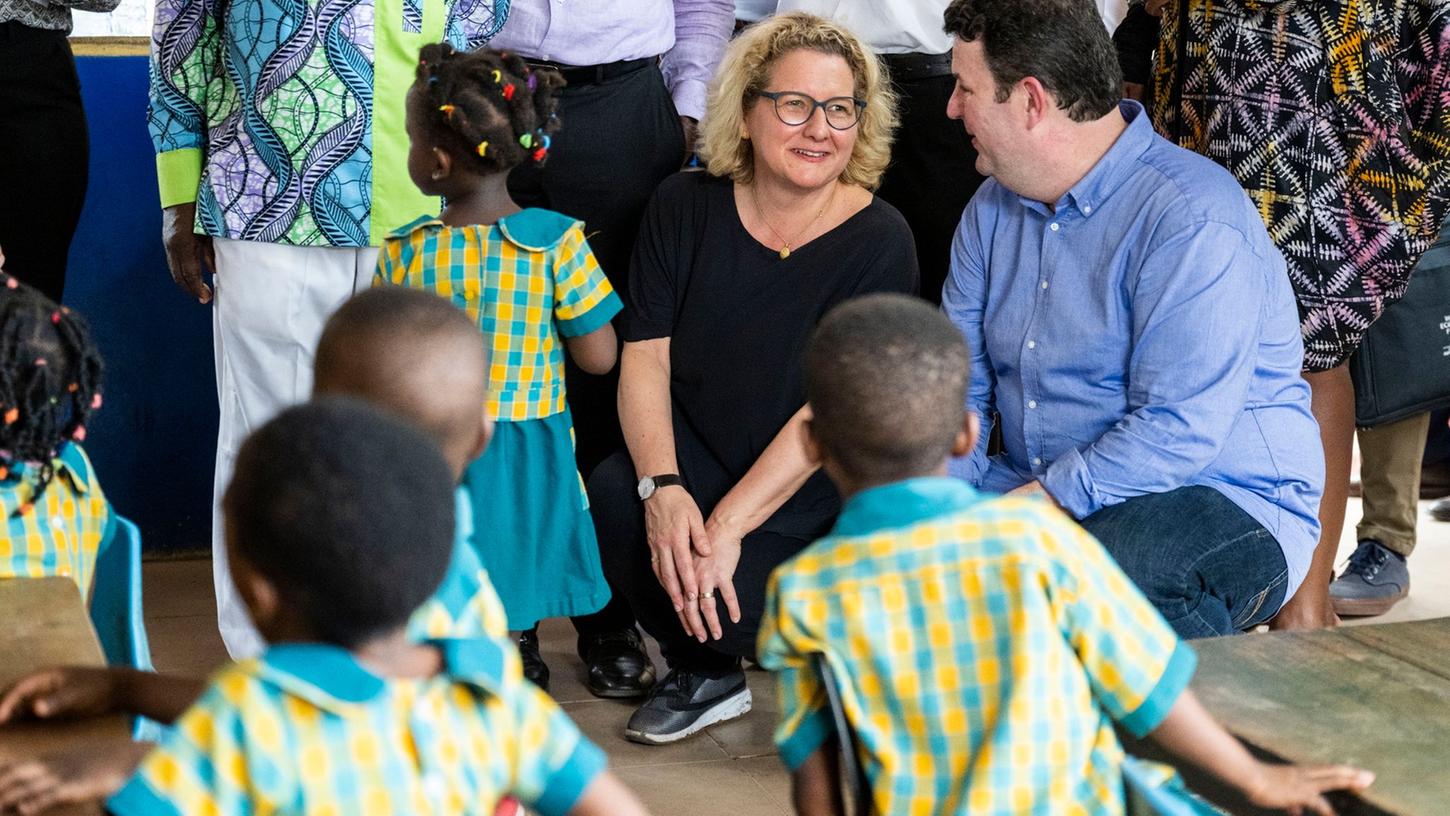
[661,0,734,120]
[148,0,219,208]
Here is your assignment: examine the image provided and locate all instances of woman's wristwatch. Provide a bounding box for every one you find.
[637,474,683,501]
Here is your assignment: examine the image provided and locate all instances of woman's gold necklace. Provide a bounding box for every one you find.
[752,183,833,260]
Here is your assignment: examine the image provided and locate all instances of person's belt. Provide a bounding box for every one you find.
[525,56,654,87]
[881,51,953,81]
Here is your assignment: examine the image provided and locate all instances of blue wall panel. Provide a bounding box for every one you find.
[68,53,217,553]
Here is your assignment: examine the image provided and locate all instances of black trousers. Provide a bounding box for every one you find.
[875,72,984,305]
[509,62,685,637]
[0,23,90,304]
[589,450,813,672]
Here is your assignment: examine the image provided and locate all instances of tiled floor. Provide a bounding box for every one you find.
[142,497,1450,816]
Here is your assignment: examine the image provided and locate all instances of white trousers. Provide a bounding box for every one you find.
[211,238,377,658]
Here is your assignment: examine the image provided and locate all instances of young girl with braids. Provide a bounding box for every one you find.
[376,44,621,689]
[0,270,111,597]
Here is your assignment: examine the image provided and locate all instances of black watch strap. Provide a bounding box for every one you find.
[651,474,683,490]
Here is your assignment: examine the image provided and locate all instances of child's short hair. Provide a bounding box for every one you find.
[0,273,103,511]
[414,43,565,174]
[224,398,456,648]
[315,287,486,447]
[805,294,971,483]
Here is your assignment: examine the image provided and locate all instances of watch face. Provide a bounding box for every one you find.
[637,476,656,500]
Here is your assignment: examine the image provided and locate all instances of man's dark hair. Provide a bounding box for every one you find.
[943,0,1122,122]
[224,398,456,648]
[806,294,971,484]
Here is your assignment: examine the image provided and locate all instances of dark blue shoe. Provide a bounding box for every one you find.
[623,667,750,744]
[1330,540,1409,617]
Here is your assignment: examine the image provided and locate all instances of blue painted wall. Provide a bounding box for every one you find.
[68,53,217,553]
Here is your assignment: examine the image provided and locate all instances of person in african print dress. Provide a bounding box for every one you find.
[147,0,509,657]
[1152,0,1450,629]
[375,44,622,692]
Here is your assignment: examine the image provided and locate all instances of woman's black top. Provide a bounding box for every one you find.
[623,172,919,538]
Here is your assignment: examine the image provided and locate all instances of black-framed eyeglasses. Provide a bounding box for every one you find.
[756,90,867,130]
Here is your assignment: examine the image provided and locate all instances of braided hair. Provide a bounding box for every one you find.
[414,42,565,174]
[0,273,104,516]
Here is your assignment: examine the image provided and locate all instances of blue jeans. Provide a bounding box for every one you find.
[1080,486,1289,639]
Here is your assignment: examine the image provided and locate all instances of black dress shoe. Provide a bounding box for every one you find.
[518,628,550,691]
[623,667,751,744]
[577,627,656,699]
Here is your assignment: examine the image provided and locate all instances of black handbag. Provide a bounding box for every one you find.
[1350,221,1450,427]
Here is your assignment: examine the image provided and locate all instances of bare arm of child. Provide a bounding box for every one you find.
[0,666,205,726]
[790,745,845,816]
[567,770,651,816]
[0,740,151,816]
[563,323,618,376]
[1148,688,1374,815]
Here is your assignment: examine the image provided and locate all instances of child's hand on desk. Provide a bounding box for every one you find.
[0,741,150,816]
[0,666,123,723]
[1245,763,1376,816]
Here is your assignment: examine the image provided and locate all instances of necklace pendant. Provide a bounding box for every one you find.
[779,246,791,260]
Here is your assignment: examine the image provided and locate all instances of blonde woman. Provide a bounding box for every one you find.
[587,11,918,744]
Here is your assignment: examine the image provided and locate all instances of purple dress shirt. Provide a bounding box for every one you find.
[491,0,733,120]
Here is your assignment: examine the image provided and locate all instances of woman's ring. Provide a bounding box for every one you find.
[702,590,715,600]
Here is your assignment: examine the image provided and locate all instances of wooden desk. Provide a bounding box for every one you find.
[0,577,131,815]
[1191,618,1450,816]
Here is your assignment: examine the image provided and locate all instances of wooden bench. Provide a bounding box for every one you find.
[0,577,132,816]
[1188,618,1450,815]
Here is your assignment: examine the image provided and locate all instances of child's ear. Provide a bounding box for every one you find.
[470,408,494,462]
[951,411,980,458]
[230,551,280,636]
[801,412,823,466]
[431,146,453,181]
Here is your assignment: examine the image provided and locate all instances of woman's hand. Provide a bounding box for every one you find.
[643,486,713,630]
[687,519,744,642]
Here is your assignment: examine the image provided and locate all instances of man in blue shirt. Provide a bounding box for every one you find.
[939,0,1324,638]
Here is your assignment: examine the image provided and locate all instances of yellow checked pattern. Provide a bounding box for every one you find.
[759,483,1187,815]
[410,566,510,641]
[375,212,621,422]
[0,444,111,597]
[113,641,603,816]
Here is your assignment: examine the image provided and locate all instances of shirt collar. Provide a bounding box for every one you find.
[3,442,91,494]
[257,636,511,711]
[1025,99,1154,219]
[832,477,982,538]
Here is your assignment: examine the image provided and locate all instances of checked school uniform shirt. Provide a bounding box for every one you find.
[0,443,113,597]
[109,638,607,816]
[409,489,509,641]
[375,209,623,422]
[758,477,1197,815]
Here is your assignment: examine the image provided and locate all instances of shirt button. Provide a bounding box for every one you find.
[1027,340,1037,349]
[1040,281,1049,290]
[1083,205,1093,214]
[51,517,65,529]
[1028,400,1038,409]
[1049,223,1060,232]
[1032,457,1042,467]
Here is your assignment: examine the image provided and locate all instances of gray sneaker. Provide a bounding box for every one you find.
[623,667,751,745]
[1330,540,1409,617]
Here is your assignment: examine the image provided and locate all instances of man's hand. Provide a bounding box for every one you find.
[1269,581,1340,630]
[643,485,712,630]
[0,741,150,816]
[687,519,744,642]
[1244,762,1374,816]
[162,202,215,304]
[0,667,125,724]
[1007,480,1064,512]
[679,116,699,166]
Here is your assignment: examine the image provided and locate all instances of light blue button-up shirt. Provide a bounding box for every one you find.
[944,101,1323,597]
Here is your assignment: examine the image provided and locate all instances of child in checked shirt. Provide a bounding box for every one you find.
[758,294,1373,815]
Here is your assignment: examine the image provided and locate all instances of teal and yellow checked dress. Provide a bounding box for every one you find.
[376,208,622,629]
[0,442,113,597]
